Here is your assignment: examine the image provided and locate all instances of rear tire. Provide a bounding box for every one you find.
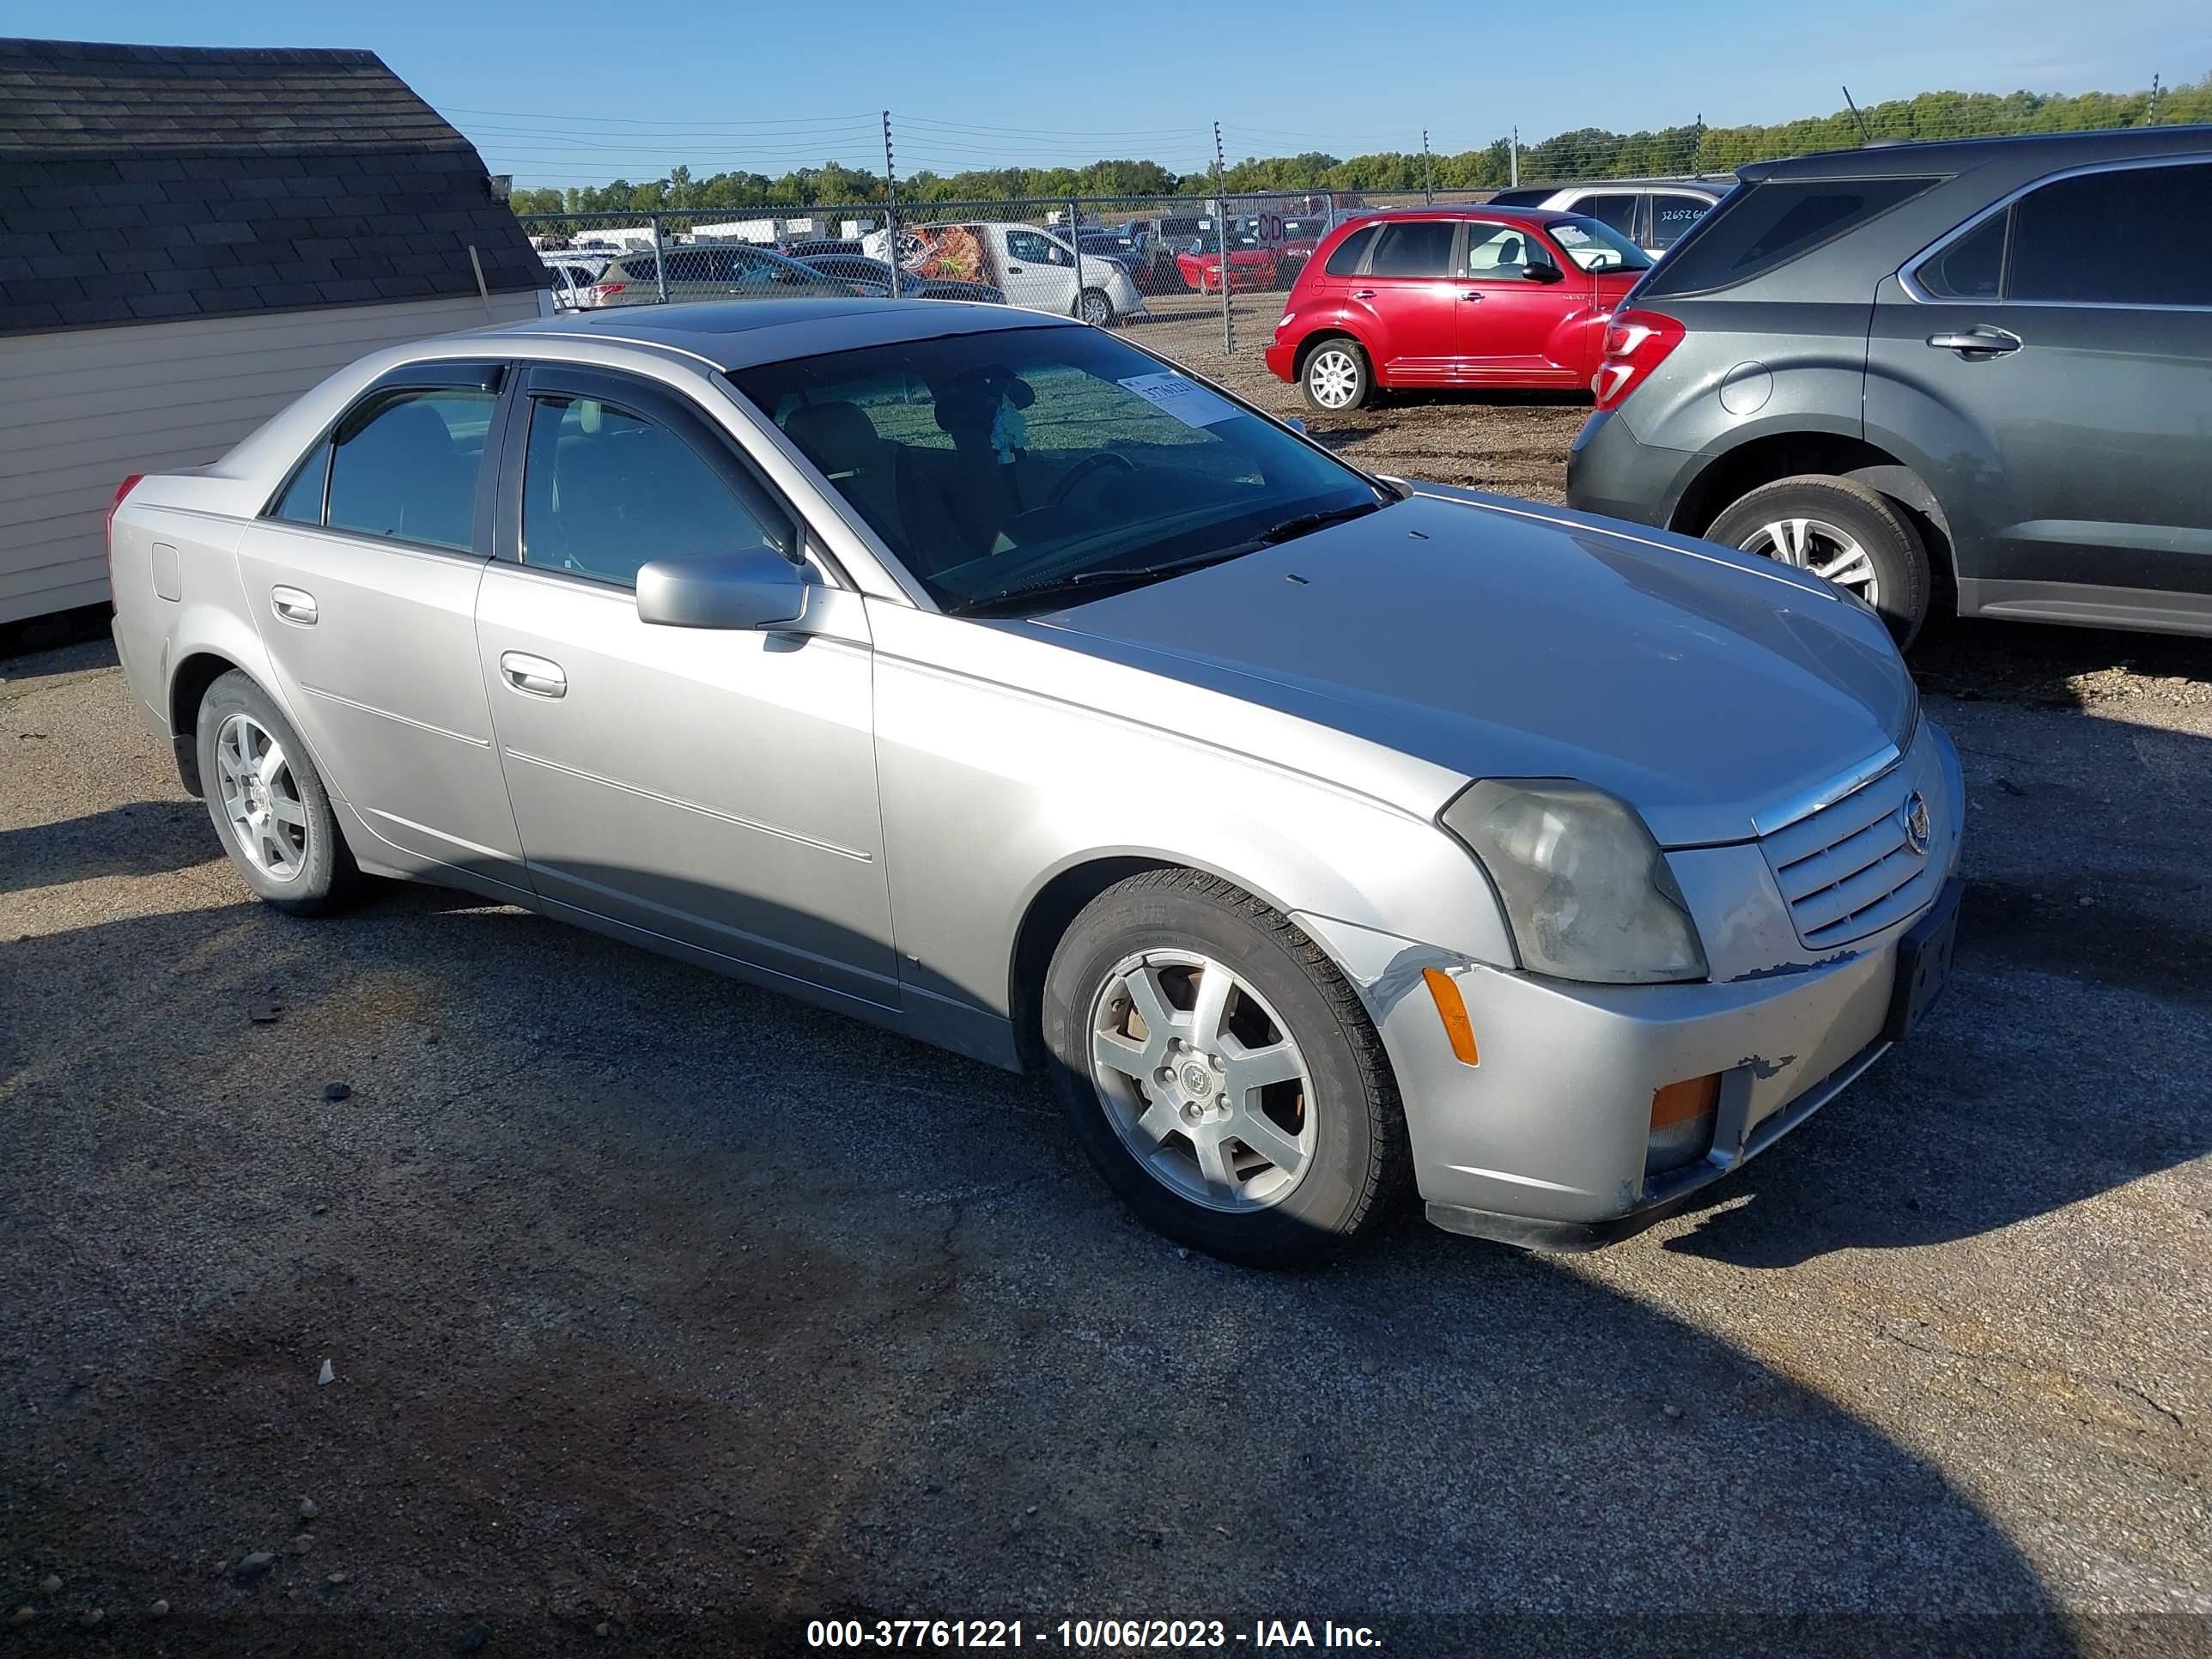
[1705,475,1931,647]
[196,670,360,915]
[1299,337,1372,412]
[1042,869,1407,1267]
[1076,288,1115,327]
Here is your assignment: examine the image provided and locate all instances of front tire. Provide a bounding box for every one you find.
[1705,475,1931,647]
[1300,338,1371,412]
[196,670,359,915]
[1042,870,1407,1267]
[1076,287,1115,327]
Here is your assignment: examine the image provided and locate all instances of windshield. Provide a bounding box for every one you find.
[1547,214,1652,273]
[730,328,1383,613]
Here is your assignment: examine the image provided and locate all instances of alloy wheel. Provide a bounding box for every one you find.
[214,712,311,882]
[1087,950,1315,1212]
[1306,348,1361,410]
[1738,517,1882,606]
[1080,291,1113,325]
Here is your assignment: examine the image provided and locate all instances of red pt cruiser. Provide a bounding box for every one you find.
[1176,229,1282,295]
[1267,207,1650,410]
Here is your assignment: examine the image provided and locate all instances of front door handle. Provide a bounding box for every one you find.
[1351,289,1376,299]
[1927,326,2022,357]
[1460,290,1485,302]
[499,652,567,699]
[1006,264,1025,274]
[270,586,317,625]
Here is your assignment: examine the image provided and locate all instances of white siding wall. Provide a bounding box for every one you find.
[0,291,540,624]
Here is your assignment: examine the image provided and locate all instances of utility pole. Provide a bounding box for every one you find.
[1510,125,1519,188]
[882,109,902,297]
[1421,130,1433,204]
[1213,119,1233,357]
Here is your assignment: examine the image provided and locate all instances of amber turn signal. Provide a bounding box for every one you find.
[1650,1073,1722,1130]
[1421,968,1480,1066]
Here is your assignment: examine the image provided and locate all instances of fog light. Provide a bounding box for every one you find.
[1421,968,1480,1066]
[1647,1073,1720,1174]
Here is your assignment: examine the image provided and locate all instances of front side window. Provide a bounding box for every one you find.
[322,385,496,551]
[1647,193,1711,250]
[2007,162,2212,307]
[1366,222,1456,277]
[732,328,1383,613]
[520,396,788,588]
[1463,223,1559,279]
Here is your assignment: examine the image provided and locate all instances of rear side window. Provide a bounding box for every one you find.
[1579,193,1641,238]
[1645,175,1942,295]
[1322,224,1379,276]
[1916,210,2008,299]
[325,386,497,552]
[1366,222,1455,277]
[271,445,330,525]
[2007,162,2212,307]
[1648,193,1711,250]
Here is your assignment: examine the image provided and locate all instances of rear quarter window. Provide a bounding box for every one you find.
[1322,224,1380,276]
[1644,175,1942,296]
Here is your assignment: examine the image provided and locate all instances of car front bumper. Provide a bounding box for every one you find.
[1292,723,1965,1250]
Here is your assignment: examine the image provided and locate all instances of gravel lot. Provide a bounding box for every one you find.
[3,349,2209,1656]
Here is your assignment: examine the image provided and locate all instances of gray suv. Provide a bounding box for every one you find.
[1566,127,2212,643]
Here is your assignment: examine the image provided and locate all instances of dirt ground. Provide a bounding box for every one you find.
[3,326,2209,1657]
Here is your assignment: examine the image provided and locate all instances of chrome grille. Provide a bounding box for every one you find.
[1760,739,1940,951]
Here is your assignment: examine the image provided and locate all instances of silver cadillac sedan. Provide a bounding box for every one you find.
[106,300,1964,1266]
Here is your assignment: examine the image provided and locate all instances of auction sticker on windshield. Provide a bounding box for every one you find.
[1118,371,1239,428]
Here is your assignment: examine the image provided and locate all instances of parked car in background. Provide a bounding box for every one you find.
[797,253,1006,305]
[781,236,864,259]
[860,221,1146,325]
[585,242,866,307]
[1567,127,2212,645]
[1267,207,1650,410]
[107,297,1962,1267]
[1176,226,1282,294]
[1486,178,1730,257]
[542,259,604,311]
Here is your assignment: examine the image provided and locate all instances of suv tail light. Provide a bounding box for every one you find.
[1592,309,1685,412]
[105,474,143,595]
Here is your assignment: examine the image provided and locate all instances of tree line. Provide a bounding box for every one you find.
[506,81,2211,217]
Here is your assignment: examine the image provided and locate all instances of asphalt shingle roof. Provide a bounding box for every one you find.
[0,39,545,337]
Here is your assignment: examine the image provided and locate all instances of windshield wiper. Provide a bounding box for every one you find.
[952,499,1388,618]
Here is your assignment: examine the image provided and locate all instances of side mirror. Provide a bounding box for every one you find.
[636,548,809,630]
[1522,263,1566,284]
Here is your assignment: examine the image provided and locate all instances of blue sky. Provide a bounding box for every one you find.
[20,0,2210,185]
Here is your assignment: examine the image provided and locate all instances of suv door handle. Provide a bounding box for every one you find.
[499,652,567,699]
[1927,326,2022,357]
[270,586,317,625]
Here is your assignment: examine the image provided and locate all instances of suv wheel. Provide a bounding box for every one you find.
[1041,870,1407,1267]
[1706,475,1931,646]
[1300,339,1371,412]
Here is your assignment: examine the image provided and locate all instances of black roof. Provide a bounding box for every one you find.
[0,38,546,338]
[1745,124,2212,180]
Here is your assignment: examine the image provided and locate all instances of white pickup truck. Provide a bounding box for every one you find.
[860,221,1147,326]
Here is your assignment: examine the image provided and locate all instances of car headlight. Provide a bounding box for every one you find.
[1441,780,1707,984]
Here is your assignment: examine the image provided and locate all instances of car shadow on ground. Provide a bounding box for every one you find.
[0,888,2091,1655]
[0,800,218,890]
[1909,614,2211,709]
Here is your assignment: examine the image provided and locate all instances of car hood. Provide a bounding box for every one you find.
[1031,490,1916,848]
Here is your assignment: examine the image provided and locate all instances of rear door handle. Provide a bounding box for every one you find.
[1927,326,2022,357]
[270,586,317,625]
[1351,289,1376,299]
[499,652,567,699]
